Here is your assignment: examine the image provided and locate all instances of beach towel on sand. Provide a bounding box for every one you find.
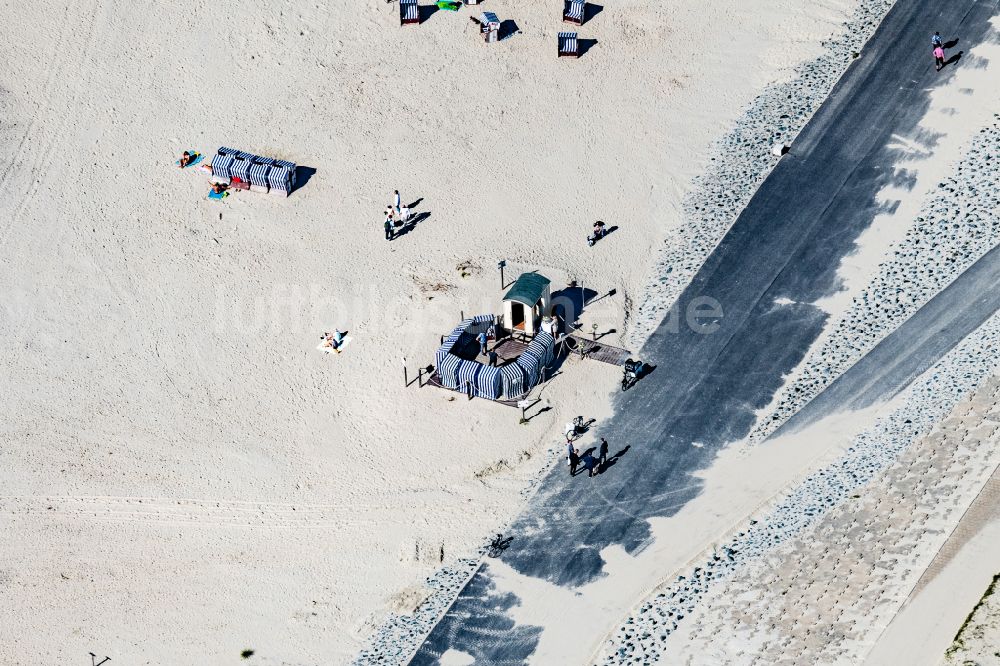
[176,152,203,168]
[317,336,353,354]
[437,1,460,9]
[208,190,229,200]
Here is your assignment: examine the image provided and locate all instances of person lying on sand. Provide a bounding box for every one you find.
[179,151,194,168]
[320,330,345,353]
[211,182,229,194]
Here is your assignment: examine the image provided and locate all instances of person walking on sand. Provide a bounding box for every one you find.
[476,331,488,356]
[583,451,597,478]
[384,208,394,241]
[934,44,946,71]
[393,190,401,216]
[568,441,579,476]
[932,31,943,48]
[598,438,609,470]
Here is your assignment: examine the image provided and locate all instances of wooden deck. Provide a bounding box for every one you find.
[563,334,632,366]
[492,337,529,364]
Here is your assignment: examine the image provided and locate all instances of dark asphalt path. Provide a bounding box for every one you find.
[411,0,1000,662]
[779,242,1000,436]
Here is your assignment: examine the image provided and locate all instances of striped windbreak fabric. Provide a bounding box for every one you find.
[473,363,501,400]
[516,346,542,385]
[499,362,528,399]
[438,353,462,390]
[456,360,480,397]
[559,32,578,52]
[468,314,494,337]
[525,330,555,368]
[434,314,508,400]
[565,0,583,21]
[435,319,474,371]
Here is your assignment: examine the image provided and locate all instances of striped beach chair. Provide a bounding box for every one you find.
[229,153,254,189]
[266,160,297,197]
[563,0,584,25]
[266,165,291,197]
[558,32,579,58]
[210,150,234,184]
[400,0,419,26]
[248,159,271,194]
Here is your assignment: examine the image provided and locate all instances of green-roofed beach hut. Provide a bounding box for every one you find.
[502,272,552,337]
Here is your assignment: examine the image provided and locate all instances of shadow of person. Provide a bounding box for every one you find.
[406,197,424,209]
[943,39,959,49]
[599,445,632,473]
[394,211,431,238]
[944,51,963,67]
[525,405,552,422]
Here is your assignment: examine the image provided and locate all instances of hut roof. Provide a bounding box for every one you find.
[502,273,550,306]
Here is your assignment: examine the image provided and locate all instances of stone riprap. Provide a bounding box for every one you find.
[597,310,1000,664]
[353,468,554,665]
[352,557,480,665]
[660,383,1000,663]
[627,0,896,348]
[748,116,1000,445]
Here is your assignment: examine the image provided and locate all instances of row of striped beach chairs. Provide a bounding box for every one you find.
[559,1,588,58]
[210,147,297,197]
[398,0,588,28]
[397,0,588,59]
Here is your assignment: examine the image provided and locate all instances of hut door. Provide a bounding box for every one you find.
[511,302,525,330]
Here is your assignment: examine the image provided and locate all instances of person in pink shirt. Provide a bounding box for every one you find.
[934,45,946,71]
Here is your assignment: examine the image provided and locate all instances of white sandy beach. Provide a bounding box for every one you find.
[3,0,998,665]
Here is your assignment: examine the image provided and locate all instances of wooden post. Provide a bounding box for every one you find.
[402,357,408,387]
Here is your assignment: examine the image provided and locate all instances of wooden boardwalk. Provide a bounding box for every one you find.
[563,334,632,366]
